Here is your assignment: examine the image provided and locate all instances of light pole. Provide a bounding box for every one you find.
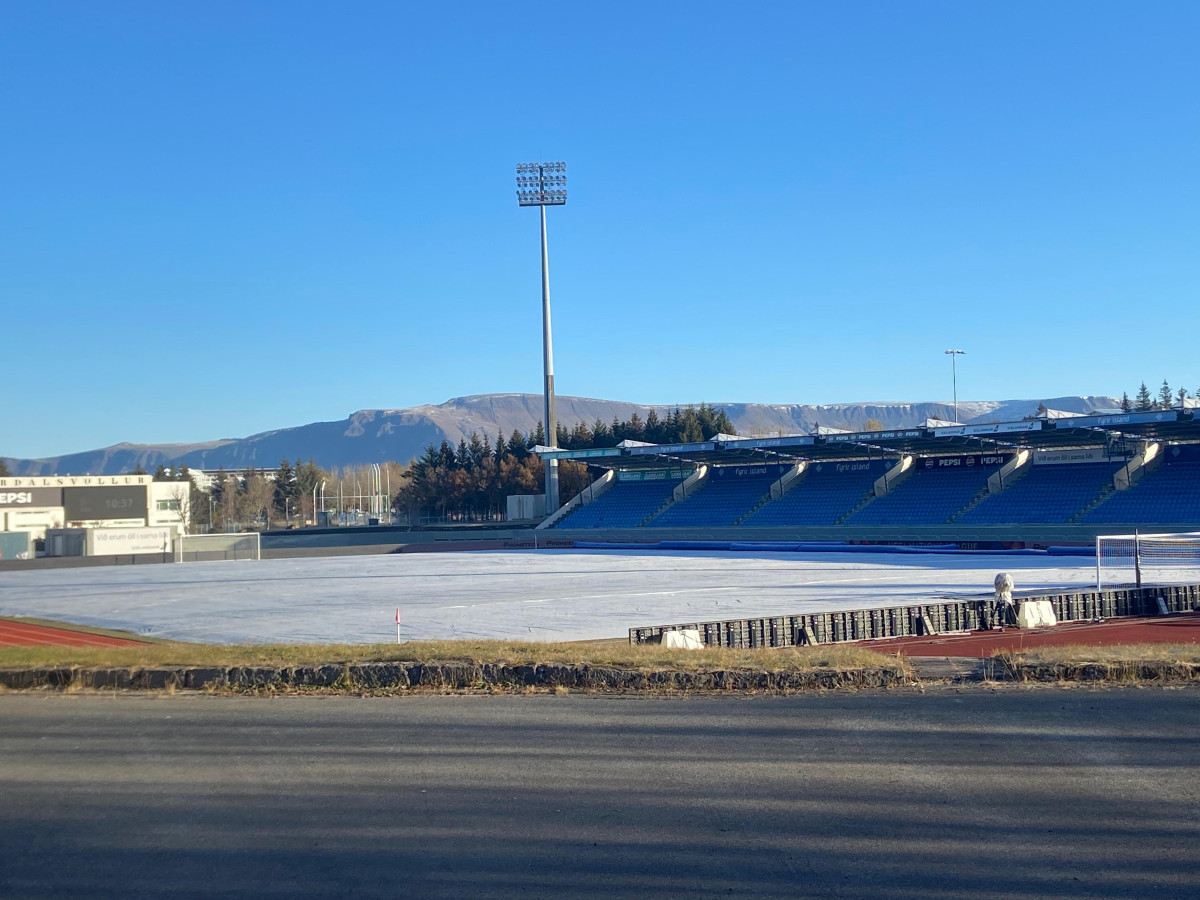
[517,161,567,513]
[945,349,966,422]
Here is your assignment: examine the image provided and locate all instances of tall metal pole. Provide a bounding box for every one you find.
[517,161,566,515]
[540,203,559,511]
[952,354,957,421]
[945,349,965,423]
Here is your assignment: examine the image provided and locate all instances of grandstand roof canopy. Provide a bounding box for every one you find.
[536,409,1200,470]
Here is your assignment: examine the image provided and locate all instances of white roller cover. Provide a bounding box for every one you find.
[994,572,1015,604]
[662,628,704,649]
[1017,600,1057,629]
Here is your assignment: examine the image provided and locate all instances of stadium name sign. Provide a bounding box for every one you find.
[0,475,153,488]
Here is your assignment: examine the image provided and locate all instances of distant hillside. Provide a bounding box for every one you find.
[2,393,1121,476]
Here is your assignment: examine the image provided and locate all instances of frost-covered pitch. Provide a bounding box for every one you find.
[0,549,1102,645]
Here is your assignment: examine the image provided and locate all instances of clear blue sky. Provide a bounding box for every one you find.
[2,1,1197,459]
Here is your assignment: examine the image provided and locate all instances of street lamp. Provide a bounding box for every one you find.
[516,161,567,513]
[945,349,966,423]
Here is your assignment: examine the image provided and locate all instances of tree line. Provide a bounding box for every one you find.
[1120,380,1196,412]
[147,459,405,533]
[396,405,737,522]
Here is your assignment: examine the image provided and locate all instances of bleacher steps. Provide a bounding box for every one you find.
[639,466,707,526]
[673,466,709,503]
[733,490,776,526]
[735,463,807,526]
[538,469,615,529]
[987,449,1031,494]
[771,462,808,500]
[1114,442,1160,491]
[1068,483,1118,523]
[874,455,913,497]
[947,452,1034,524]
[946,486,992,524]
[834,489,879,525]
[1069,445,1160,523]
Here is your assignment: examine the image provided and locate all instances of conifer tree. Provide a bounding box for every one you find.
[1159,380,1173,410]
[644,409,661,443]
[274,458,298,519]
[1135,382,1154,411]
[626,411,644,441]
[507,430,529,460]
[1120,392,1132,412]
[591,418,611,446]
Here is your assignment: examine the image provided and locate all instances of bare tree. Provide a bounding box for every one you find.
[242,470,276,530]
[167,481,193,535]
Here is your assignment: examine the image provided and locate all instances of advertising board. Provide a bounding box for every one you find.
[88,527,173,556]
[0,487,63,508]
[1033,448,1112,466]
[709,463,792,479]
[918,453,1011,470]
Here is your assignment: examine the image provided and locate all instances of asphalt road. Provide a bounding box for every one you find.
[2,687,1199,899]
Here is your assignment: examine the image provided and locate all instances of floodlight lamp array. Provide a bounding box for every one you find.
[516,161,568,206]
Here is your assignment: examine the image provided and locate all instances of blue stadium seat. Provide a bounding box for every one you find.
[844,460,996,526]
[553,476,686,528]
[645,468,781,527]
[1081,457,1200,524]
[959,461,1124,524]
[743,460,886,526]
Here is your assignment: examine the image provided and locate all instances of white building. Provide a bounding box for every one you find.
[0,474,189,541]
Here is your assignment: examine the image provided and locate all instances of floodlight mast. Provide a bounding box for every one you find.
[945,349,966,423]
[516,162,567,514]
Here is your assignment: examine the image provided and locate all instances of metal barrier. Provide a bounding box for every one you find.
[629,583,1200,648]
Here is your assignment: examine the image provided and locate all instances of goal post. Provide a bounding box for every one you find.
[1095,531,1200,591]
[176,532,262,563]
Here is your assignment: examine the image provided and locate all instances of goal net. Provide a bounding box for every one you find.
[1095,532,1200,591]
[176,532,261,563]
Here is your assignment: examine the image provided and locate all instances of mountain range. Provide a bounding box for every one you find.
[2,393,1121,476]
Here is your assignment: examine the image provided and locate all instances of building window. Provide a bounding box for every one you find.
[156,499,181,511]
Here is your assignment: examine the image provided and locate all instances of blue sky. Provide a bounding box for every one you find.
[2,1,1198,459]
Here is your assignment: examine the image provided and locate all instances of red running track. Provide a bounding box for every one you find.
[0,620,150,648]
[863,613,1200,658]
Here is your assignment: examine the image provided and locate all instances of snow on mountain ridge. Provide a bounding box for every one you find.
[2,393,1121,475]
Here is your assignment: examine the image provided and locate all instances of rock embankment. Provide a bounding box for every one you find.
[992,657,1200,683]
[0,661,908,693]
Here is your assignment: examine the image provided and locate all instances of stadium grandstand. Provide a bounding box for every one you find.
[536,408,1200,543]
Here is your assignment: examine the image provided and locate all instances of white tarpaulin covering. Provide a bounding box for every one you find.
[662,628,704,649]
[0,549,1098,645]
[1017,600,1058,629]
